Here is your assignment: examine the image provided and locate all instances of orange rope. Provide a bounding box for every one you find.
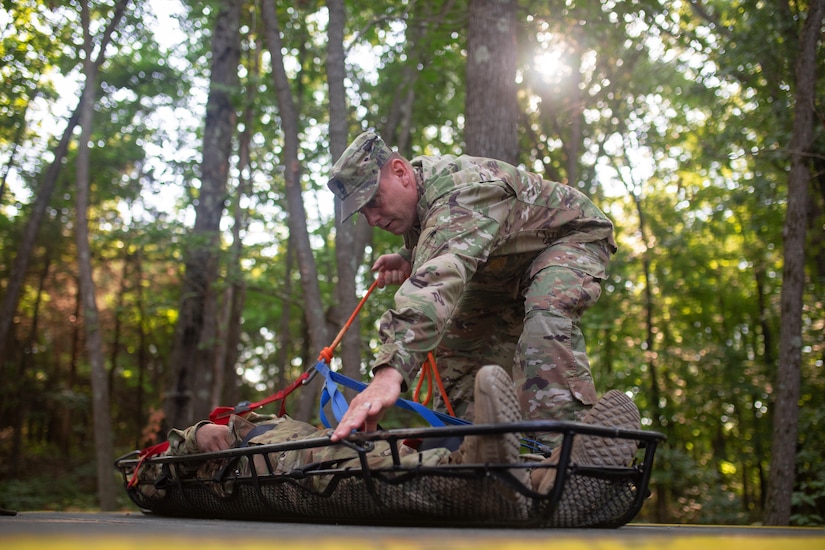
[319,277,456,418]
[414,359,434,405]
[318,279,380,364]
[414,352,456,417]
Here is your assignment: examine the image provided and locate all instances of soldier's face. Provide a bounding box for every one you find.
[359,159,418,234]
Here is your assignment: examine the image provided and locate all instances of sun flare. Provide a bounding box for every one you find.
[534,48,570,82]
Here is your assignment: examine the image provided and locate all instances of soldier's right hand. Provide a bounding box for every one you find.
[372,253,412,287]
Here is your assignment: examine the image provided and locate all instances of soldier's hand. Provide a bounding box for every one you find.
[330,366,403,442]
[372,254,412,287]
[196,423,232,452]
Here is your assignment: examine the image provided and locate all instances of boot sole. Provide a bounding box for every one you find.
[533,390,641,493]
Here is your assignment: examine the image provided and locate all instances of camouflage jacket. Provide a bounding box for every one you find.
[372,155,617,389]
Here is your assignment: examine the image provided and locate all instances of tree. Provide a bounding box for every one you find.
[261,0,329,422]
[464,0,518,163]
[165,0,241,429]
[0,0,129,508]
[764,0,825,526]
[73,0,130,511]
[213,10,263,410]
[0,0,126,368]
[327,0,365,397]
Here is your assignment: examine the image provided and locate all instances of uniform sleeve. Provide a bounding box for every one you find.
[372,183,505,388]
[167,420,213,456]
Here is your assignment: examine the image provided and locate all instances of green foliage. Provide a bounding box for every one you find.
[0,447,133,511]
[792,390,825,525]
[0,0,822,524]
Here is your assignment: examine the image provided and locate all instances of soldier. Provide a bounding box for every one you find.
[327,131,617,449]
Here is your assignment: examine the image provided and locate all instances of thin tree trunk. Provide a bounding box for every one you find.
[764,0,824,526]
[261,0,328,422]
[134,248,148,448]
[0,90,37,203]
[326,0,363,397]
[109,250,130,396]
[275,234,295,396]
[216,20,263,409]
[165,0,241,428]
[564,32,583,186]
[74,0,129,511]
[8,250,51,474]
[611,141,667,521]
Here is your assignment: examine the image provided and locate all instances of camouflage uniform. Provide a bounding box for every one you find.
[329,132,617,442]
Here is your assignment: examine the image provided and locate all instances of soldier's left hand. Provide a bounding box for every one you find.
[196,423,233,452]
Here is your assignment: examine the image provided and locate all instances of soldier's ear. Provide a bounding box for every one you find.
[389,158,414,186]
[386,157,401,177]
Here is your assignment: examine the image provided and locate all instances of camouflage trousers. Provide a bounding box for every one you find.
[434,240,611,443]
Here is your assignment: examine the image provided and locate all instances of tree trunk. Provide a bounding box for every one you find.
[134,248,148,448]
[7,249,50,474]
[108,249,130,398]
[326,0,364,397]
[165,0,241,429]
[612,135,667,521]
[261,0,329,422]
[763,0,824,526]
[275,234,296,396]
[563,31,584,186]
[214,23,262,410]
[464,0,518,164]
[73,0,130,512]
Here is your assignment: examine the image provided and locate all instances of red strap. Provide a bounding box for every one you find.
[414,358,434,405]
[208,369,312,424]
[404,353,457,449]
[130,278,383,485]
[126,440,170,488]
[208,280,381,425]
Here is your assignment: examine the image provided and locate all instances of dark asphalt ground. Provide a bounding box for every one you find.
[2,511,824,550]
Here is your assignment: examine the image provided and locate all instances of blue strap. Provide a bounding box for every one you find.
[314,361,551,453]
[315,360,352,429]
[314,360,469,429]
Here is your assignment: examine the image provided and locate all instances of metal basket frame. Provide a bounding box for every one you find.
[115,420,665,528]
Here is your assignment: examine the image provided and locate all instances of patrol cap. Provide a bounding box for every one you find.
[327,131,393,221]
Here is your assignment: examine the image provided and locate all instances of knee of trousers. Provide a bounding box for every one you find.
[515,309,598,420]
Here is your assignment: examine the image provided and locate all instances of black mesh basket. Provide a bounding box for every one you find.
[115,420,665,528]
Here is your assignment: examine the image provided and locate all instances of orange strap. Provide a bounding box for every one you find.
[318,279,380,364]
[413,352,456,417]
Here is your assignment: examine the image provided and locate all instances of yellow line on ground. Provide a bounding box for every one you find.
[3,534,825,550]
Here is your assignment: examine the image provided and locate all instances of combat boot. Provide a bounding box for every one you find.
[531,389,641,493]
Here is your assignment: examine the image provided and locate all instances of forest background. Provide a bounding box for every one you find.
[0,0,823,526]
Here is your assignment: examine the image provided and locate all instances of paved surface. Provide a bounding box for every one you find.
[2,512,825,550]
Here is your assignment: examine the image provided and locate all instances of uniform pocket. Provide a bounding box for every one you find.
[567,377,598,407]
